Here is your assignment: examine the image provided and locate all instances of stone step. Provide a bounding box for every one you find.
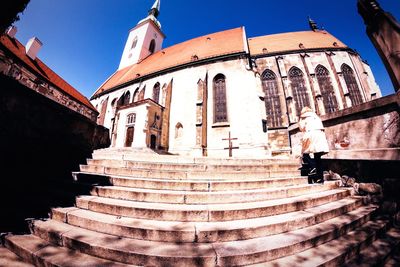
[51,197,366,243]
[0,246,34,267]
[92,148,297,165]
[248,217,389,267]
[86,159,300,172]
[74,172,308,191]
[75,188,352,222]
[4,234,134,267]
[89,182,339,204]
[79,164,300,180]
[344,226,400,266]
[29,205,377,266]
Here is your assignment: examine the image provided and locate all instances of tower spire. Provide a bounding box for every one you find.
[149,0,161,18]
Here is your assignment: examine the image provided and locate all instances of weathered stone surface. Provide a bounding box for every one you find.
[354,182,382,195]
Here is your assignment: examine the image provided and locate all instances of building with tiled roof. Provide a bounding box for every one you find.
[0,29,98,121]
[91,0,381,157]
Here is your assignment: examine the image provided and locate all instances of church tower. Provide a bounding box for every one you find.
[118,0,165,70]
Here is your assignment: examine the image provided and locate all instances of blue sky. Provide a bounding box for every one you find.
[13,0,400,98]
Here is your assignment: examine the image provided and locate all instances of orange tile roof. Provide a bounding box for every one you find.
[93,27,245,98]
[248,30,347,56]
[0,34,96,111]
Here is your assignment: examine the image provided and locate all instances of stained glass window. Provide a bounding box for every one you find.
[315,65,338,113]
[213,74,228,123]
[261,70,283,127]
[342,64,363,106]
[289,67,310,116]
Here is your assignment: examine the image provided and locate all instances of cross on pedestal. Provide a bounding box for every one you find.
[222,131,239,157]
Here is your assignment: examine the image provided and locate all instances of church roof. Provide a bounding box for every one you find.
[248,30,347,56]
[0,34,96,112]
[92,27,246,98]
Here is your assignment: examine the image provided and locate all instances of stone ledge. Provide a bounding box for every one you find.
[324,148,400,161]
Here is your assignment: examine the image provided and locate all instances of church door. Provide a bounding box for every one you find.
[150,134,157,149]
[125,127,134,147]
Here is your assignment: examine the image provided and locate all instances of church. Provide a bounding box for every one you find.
[90,0,381,158]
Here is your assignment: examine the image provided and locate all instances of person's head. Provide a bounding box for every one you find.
[300,106,313,118]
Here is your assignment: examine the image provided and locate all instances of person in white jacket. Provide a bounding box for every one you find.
[299,107,330,183]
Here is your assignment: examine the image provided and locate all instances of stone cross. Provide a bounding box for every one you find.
[222,131,239,157]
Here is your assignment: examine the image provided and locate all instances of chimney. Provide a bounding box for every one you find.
[6,26,17,38]
[25,37,43,60]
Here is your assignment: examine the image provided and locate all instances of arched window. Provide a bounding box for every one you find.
[111,98,117,108]
[261,70,283,128]
[288,67,310,116]
[161,83,167,106]
[123,91,131,106]
[341,64,363,106]
[131,36,138,49]
[149,39,156,54]
[175,123,183,139]
[133,88,139,102]
[116,95,124,108]
[315,65,338,113]
[152,82,160,103]
[138,87,146,101]
[213,74,228,123]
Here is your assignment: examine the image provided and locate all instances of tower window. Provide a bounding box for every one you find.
[149,39,156,54]
[131,36,138,49]
[288,67,311,116]
[261,69,283,128]
[213,74,228,123]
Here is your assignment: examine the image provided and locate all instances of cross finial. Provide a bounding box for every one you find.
[149,0,161,18]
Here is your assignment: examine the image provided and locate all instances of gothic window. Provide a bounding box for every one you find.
[175,123,183,139]
[315,65,338,113]
[131,36,138,49]
[116,95,124,108]
[149,39,156,54]
[138,87,146,101]
[288,67,310,116]
[261,70,283,128]
[152,82,160,103]
[123,91,131,106]
[341,64,363,106]
[213,74,228,123]
[111,98,117,108]
[133,88,139,102]
[126,113,136,125]
[161,83,167,106]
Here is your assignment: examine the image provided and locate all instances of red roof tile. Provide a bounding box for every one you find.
[92,27,246,98]
[0,34,96,111]
[248,30,347,56]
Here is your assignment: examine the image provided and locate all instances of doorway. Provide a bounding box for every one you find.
[150,134,157,149]
[125,127,134,147]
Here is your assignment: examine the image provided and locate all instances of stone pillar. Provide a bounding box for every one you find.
[358,0,400,91]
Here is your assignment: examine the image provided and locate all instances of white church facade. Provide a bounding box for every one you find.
[90,0,381,158]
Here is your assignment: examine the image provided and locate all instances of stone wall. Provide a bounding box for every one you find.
[0,74,110,233]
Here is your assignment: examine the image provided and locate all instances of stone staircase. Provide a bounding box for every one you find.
[2,148,400,266]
